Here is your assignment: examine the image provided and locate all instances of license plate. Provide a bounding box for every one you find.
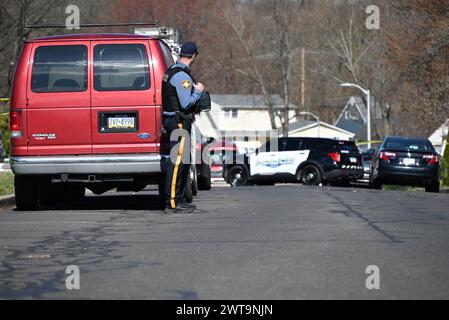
[108,117,135,129]
[402,158,416,166]
[350,157,358,163]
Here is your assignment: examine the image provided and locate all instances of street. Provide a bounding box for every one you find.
[1,184,449,299]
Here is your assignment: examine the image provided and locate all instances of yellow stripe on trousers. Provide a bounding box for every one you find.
[170,124,185,209]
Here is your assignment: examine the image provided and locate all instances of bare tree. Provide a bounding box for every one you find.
[0,0,109,97]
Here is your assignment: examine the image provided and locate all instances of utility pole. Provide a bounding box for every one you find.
[300,48,305,113]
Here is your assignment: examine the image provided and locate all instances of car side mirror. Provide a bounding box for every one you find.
[367,148,376,155]
[207,137,215,144]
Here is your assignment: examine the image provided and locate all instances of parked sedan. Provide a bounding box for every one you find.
[370,136,440,193]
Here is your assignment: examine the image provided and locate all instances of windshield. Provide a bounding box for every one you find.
[384,138,435,152]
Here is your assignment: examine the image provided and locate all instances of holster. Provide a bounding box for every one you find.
[176,112,193,132]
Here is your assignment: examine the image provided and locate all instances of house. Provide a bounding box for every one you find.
[429,119,448,155]
[334,96,380,140]
[196,94,297,152]
[287,120,356,141]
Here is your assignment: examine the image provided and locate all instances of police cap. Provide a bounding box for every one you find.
[180,41,199,57]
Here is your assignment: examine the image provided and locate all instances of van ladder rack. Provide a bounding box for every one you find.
[25,21,158,29]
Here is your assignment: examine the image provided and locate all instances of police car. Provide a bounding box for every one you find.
[223,138,364,186]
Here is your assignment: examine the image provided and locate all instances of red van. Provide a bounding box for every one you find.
[9,33,176,210]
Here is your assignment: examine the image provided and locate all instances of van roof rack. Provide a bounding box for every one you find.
[25,21,158,29]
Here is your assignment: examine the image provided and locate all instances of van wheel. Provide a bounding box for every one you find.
[227,166,249,187]
[299,165,322,186]
[158,182,167,210]
[198,165,212,190]
[15,176,39,211]
[186,173,193,203]
[425,183,440,193]
[39,181,60,206]
[191,166,198,196]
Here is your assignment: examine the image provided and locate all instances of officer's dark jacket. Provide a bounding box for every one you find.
[162,61,202,114]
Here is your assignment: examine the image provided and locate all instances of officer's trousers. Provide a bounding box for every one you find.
[163,116,191,209]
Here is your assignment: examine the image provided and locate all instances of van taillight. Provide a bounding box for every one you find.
[10,110,22,137]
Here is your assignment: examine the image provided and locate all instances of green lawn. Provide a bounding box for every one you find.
[0,172,14,196]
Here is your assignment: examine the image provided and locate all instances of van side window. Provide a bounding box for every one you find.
[94,44,150,91]
[31,45,87,93]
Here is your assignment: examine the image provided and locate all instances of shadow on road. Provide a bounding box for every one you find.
[27,193,165,212]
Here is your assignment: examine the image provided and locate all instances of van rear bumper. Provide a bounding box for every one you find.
[10,154,164,175]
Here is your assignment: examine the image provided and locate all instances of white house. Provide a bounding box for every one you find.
[288,121,355,141]
[196,94,297,151]
[429,119,448,155]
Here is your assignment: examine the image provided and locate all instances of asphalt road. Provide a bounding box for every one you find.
[1,184,449,299]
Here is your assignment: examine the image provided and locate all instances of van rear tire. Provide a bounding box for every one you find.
[186,174,193,203]
[191,166,198,196]
[198,165,212,190]
[39,181,60,206]
[15,176,39,211]
[158,182,167,210]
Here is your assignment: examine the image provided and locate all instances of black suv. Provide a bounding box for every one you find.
[223,138,364,186]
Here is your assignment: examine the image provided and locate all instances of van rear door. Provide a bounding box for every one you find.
[27,42,91,155]
[90,40,158,154]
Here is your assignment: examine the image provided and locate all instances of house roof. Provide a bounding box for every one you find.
[285,119,315,132]
[334,96,372,137]
[289,121,356,137]
[211,94,296,110]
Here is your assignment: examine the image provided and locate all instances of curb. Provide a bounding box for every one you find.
[0,194,15,208]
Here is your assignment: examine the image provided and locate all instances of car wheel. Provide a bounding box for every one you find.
[299,165,322,186]
[227,166,249,187]
[198,165,212,191]
[425,183,440,193]
[371,178,383,190]
[191,166,198,196]
[15,176,39,211]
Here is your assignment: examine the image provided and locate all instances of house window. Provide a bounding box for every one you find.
[224,109,238,119]
[345,110,360,121]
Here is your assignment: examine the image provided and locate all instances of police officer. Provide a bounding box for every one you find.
[162,41,204,213]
